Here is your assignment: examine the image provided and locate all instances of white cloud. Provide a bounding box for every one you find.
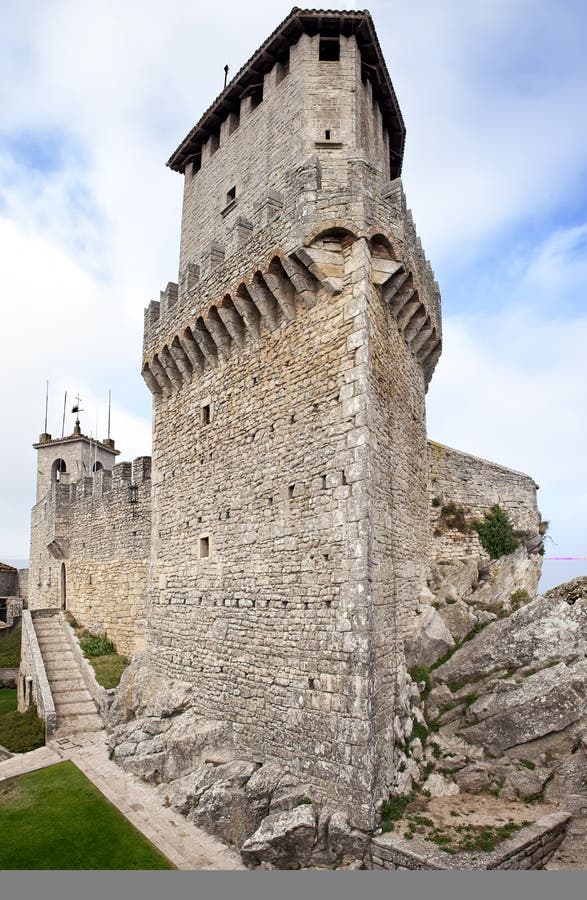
[0,0,585,596]
[427,221,587,590]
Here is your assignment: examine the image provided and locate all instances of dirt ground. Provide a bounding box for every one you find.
[393,791,556,853]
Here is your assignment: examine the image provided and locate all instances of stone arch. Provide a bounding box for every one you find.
[306,223,359,249]
[368,231,399,260]
[51,458,67,483]
[92,461,103,473]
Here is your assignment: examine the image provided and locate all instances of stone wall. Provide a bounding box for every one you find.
[17,610,56,734]
[28,458,151,657]
[428,441,541,563]
[0,567,18,597]
[370,812,570,870]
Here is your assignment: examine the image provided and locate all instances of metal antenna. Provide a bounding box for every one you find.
[224,64,229,89]
[71,393,83,430]
[61,391,67,440]
[44,380,49,434]
[107,389,111,441]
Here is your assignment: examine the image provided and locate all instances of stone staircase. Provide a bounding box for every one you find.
[33,616,104,737]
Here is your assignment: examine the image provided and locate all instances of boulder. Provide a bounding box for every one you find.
[434,592,586,687]
[438,599,478,644]
[240,804,317,868]
[326,812,368,866]
[189,778,256,848]
[454,764,491,792]
[108,653,192,727]
[109,707,232,782]
[422,773,459,797]
[459,662,587,754]
[404,606,455,669]
[500,765,552,801]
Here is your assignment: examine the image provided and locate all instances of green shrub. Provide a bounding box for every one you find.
[410,721,429,744]
[79,633,116,658]
[474,505,518,559]
[409,666,431,698]
[434,502,471,536]
[510,589,531,611]
[0,625,21,668]
[380,792,414,825]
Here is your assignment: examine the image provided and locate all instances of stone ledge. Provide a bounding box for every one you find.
[370,812,571,870]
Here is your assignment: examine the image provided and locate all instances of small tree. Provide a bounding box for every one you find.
[474,504,518,559]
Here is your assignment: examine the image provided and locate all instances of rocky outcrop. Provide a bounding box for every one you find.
[107,653,370,868]
[401,573,587,835]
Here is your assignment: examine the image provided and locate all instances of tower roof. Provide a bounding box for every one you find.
[32,433,119,455]
[167,7,406,176]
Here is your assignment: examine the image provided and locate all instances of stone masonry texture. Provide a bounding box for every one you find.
[27,9,542,835]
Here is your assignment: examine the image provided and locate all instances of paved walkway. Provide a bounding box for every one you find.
[0,732,244,870]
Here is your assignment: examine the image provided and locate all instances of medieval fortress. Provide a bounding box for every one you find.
[21,9,546,844]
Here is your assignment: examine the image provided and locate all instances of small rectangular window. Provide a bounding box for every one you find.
[226,186,236,204]
[201,403,211,425]
[250,83,263,109]
[319,38,340,61]
[191,149,202,175]
[325,129,331,140]
[199,536,210,558]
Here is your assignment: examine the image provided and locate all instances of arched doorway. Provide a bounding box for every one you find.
[60,562,67,610]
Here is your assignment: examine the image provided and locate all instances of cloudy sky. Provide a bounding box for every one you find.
[0,0,585,591]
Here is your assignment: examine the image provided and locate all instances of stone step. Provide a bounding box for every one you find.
[43,658,77,672]
[52,689,93,704]
[54,701,98,717]
[51,680,89,694]
[55,716,104,736]
[37,638,70,649]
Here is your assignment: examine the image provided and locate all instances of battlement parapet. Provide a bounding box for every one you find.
[142,178,442,397]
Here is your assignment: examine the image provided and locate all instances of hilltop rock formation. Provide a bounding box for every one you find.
[401,572,587,822]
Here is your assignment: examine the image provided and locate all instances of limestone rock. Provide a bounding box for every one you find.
[423,773,460,797]
[269,778,313,814]
[460,662,587,754]
[438,599,477,644]
[454,764,491,792]
[108,653,192,727]
[500,765,552,801]
[404,606,455,669]
[326,811,368,866]
[189,778,255,848]
[240,804,317,869]
[434,591,586,687]
[109,707,232,782]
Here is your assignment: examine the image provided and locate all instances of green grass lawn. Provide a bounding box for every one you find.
[0,688,17,715]
[0,693,45,753]
[0,625,21,667]
[0,761,174,869]
[89,653,129,689]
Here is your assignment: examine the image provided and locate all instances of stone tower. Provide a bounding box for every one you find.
[141,8,442,829]
[28,427,119,610]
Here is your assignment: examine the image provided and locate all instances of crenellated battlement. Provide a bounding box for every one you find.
[142,196,442,398]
